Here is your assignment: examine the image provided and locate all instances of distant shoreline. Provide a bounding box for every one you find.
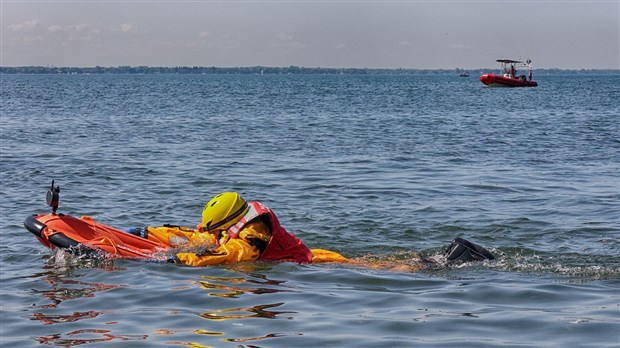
[1,66,617,75]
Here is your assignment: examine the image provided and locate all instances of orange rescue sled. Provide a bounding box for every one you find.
[24,213,169,260]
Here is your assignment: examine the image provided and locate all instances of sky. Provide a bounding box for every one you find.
[1,0,619,69]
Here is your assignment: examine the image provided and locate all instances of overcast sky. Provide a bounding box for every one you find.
[2,1,618,69]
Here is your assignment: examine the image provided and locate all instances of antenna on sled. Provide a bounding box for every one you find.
[46,180,60,214]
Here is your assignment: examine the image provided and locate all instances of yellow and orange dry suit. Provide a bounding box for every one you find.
[143,220,348,266]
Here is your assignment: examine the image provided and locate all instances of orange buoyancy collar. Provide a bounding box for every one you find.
[227,201,313,263]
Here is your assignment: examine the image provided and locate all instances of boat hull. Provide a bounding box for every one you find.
[480,73,538,87]
[24,213,169,260]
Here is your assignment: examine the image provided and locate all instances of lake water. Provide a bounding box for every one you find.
[1,73,619,347]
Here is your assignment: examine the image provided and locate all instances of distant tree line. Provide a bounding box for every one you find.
[0,66,617,75]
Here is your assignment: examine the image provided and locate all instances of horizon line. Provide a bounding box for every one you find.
[2,65,618,71]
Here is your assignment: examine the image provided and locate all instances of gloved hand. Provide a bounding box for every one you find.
[123,227,148,238]
[166,255,181,264]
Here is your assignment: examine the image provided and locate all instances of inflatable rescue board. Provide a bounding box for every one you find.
[24,181,170,260]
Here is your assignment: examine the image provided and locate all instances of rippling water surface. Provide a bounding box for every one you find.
[1,73,619,347]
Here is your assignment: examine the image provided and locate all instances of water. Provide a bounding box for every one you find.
[1,73,619,347]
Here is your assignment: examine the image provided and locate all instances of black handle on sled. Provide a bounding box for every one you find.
[46,180,60,214]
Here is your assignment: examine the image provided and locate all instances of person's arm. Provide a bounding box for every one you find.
[175,238,261,266]
[145,226,195,246]
[174,221,271,267]
[125,225,199,247]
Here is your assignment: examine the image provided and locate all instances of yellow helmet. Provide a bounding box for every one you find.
[201,192,249,232]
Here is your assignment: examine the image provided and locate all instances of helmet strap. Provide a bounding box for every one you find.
[205,202,248,231]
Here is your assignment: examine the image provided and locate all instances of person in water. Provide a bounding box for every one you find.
[127,192,494,268]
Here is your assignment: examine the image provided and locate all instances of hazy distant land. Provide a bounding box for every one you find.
[1,66,617,75]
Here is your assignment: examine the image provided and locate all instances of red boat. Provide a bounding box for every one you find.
[480,59,538,87]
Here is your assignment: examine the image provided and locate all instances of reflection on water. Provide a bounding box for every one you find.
[197,274,287,298]
[182,272,298,346]
[197,279,283,298]
[166,342,212,348]
[32,310,101,325]
[26,256,143,346]
[27,262,299,346]
[193,329,224,336]
[224,332,303,343]
[36,329,147,346]
[199,302,294,320]
[31,270,123,309]
[157,271,298,346]
[196,270,287,298]
[168,332,301,347]
[155,328,179,335]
